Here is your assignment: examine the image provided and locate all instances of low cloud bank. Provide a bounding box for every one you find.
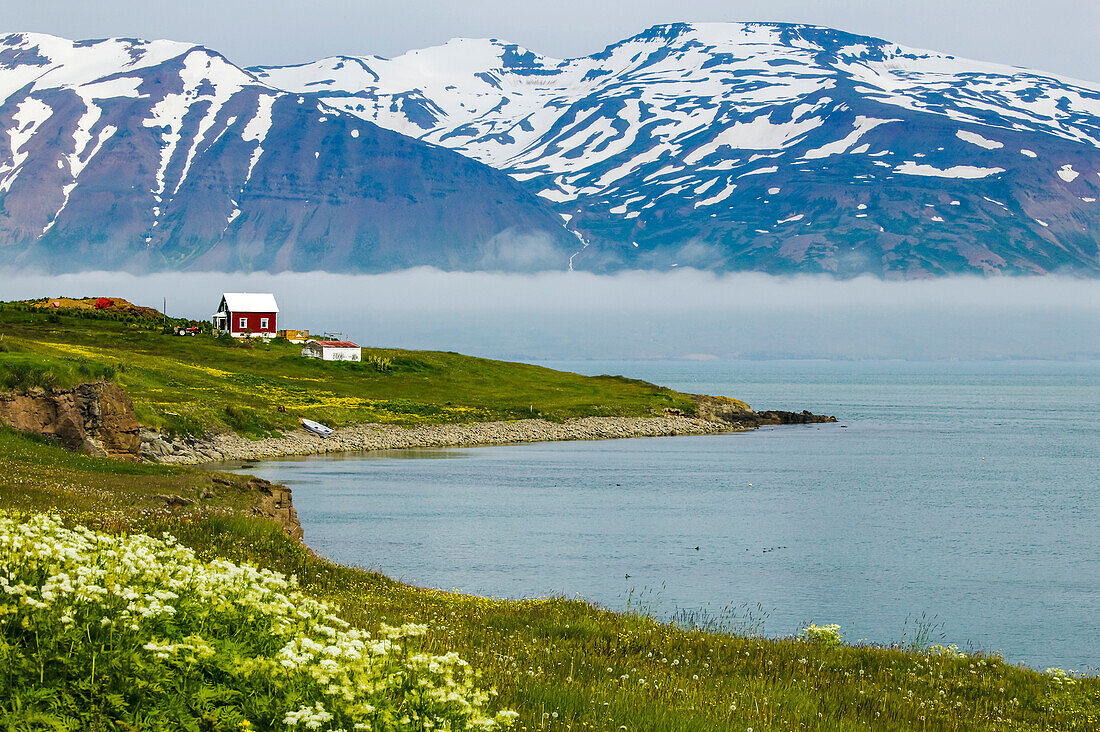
[2,269,1098,360]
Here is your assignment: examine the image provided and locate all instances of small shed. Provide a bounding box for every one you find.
[301,339,361,362]
[212,293,278,338]
[278,329,311,343]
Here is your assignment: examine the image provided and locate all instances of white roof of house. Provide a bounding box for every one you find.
[221,292,279,313]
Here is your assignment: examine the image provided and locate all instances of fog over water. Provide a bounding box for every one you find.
[3,270,1099,361]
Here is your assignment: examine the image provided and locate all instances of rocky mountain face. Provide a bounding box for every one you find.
[0,33,578,273]
[254,22,1100,277]
[2,24,1099,276]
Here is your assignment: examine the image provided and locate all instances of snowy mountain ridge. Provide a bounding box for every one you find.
[254,22,1100,276]
[0,31,576,272]
[2,24,1100,276]
[255,23,1100,160]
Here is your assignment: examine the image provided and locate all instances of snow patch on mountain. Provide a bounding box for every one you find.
[956,130,1004,150]
[694,183,737,208]
[803,117,899,159]
[1057,164,1080,182]
[1,98,52,192]
[241,94,276,184]
[894,162,1006,179]
[739,166,779,178]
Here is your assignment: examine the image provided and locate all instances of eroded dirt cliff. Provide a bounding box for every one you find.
[0,381,141,460]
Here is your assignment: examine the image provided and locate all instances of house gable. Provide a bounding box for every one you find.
[214,293,278,337]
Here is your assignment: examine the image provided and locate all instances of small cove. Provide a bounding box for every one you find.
[218,360,1100,671]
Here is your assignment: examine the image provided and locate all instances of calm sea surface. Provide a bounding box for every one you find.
[223,360,1100,671]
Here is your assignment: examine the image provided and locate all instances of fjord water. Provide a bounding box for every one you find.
[231,360,1100,671]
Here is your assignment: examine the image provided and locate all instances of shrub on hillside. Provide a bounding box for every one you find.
[365,354,393,372]
[0,513,517,731]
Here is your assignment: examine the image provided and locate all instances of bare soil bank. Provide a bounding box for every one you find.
[0,382,140,460]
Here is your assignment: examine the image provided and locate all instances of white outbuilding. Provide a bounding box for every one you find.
[301,339,362,362]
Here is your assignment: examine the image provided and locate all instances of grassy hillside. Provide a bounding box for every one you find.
[0,426,1096,731]
[0,301,721,437]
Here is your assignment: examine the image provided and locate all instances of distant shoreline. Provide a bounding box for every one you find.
[142,414,745,464]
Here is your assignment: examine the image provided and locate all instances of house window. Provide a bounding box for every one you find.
[239,317,248,329]
[260,318,269,330]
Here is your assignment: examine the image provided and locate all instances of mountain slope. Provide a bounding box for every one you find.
[3,25,1100,277]
[254,22,1100,277]
[0,33,578,273]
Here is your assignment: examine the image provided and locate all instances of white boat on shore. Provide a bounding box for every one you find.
[300,417,334,437]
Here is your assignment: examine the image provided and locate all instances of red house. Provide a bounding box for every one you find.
[212,293,279,338]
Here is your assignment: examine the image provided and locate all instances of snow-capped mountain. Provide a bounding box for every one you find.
[2,24,1099,276]
[0,33,577,272]
[254,22,1100,276]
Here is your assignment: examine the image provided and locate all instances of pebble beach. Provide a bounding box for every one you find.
[142,415,741,464]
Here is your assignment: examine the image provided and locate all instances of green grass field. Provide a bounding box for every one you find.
[0,301,723,437]
[0,425,1096,731]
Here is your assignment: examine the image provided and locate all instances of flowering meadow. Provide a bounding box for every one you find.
[1,424,1099,730]
[0,513,517,731]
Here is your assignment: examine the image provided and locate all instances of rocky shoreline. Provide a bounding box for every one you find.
[141,414,745,464]
[0,381,836,466]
